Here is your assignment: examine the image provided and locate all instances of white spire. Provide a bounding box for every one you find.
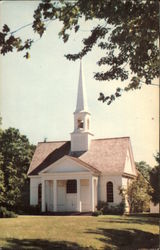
[75,60,88,113]
[71,59,93,152]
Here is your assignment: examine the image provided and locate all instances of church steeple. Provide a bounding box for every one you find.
[71,60,93,152]
[75,60,88,113]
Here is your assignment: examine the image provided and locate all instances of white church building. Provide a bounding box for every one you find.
[27,61,137,213]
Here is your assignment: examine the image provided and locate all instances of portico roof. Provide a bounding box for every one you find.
[39,155,101,174]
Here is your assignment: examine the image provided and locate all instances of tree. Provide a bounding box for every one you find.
[0,118,5,205]
[135,161,152,182]
[0,153,5,205]
[0,0,159,104]
[0,127,35,210]
[126,173,152,213]
[150,153,160,206]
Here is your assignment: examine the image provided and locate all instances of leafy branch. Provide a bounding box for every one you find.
[0,0,159,104]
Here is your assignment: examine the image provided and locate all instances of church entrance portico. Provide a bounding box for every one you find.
[40,173,98,213]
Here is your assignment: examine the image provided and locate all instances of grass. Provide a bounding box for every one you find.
[0,215,159,249]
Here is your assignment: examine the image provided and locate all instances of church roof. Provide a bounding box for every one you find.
[27,137,136,176]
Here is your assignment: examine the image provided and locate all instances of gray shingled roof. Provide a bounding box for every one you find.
[27,137,136,176]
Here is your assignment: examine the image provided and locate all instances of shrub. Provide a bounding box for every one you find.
[16,204,41,215]
[97,201,109,214]
[26,205,41,215]
[92,210,103,216]
[97,201,125,215]
[0,206,17,218]
[116,201,126,215]
[7,211,17,218]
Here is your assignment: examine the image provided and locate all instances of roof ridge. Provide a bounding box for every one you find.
[93,136,130,141]
[37,137,130,144]
[38,140,69,144]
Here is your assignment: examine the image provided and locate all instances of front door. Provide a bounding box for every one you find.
[45,180,53,212]
[66,194,77,211]
[57,180,66,211]
[66,179,77,211]
[80,179,90,211]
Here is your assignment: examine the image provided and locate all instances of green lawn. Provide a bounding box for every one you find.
[0,215,159,250]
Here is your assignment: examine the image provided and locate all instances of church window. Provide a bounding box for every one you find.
[38,183,42,205]
[78,119,84,129]
[66,180,77,193]
[106,182,113,202]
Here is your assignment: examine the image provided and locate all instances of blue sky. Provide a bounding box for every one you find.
[0,1,159,166]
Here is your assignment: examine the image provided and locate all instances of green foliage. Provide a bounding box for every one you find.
[150,153,160,205]
[0,154,5,204]
[136,161,152,182]
[92,210,102,216]
[0,1,159,104]
[0,206,17,218]
[126,174,152,213]
[154,152,160,164]
[17,204,41,215]
[0,127,35,211]
[97,201,109,214]
[0,24,33,57]
[97,201,125,215]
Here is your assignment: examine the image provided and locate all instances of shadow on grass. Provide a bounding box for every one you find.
[98,215,159,226]
[1,239,95,250]
[86,228,159,250]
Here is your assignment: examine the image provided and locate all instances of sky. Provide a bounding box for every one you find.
[0,1,159,166]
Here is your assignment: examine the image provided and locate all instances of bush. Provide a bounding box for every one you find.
[97,201,125,215]
[0,207,17,218]
[116,201,126,215]
[92,210,103,216]
[25,204,41,215]
[14,204,41,215]
[14,203,41,215]
[97,201,109,214]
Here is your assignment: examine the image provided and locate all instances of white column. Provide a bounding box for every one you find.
[53,179,57,212]
[41,179,45,212]
[89,176,95,212]
[77,178,81,212]
[95,178,98,209]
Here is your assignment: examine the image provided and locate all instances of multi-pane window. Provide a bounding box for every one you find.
[66,180,77,193]
[106,181,113,202]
